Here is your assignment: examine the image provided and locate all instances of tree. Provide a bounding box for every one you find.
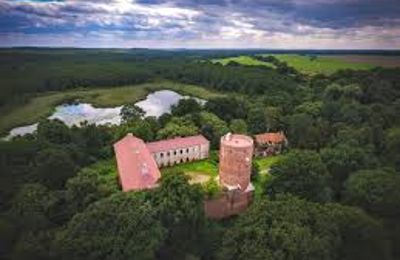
[34,148,77,189]
[385,127,400,171]
[286,113,327,150]
[196,112,229,148]
[11,230,55,260]
[120,103,145,122]
[218,195,388,260]
[150,171,206,259]
[74,123,113,160]
[156,117,199,139]
[65,161,119,216]
[264,106,283,131]
[342,84,362,101]
[37,119,71,144]
[116,118,155,141]
[324,83,343,101]
[295,101,323,118]
[229,119,248,134]
[343,169,400,217]
[247,107,267,134]
[205,96,249,122]
[144,116,161,134]
[320,144,375,200]
[10,183,57,232]
[267,150,332,202]
[0,139,39,208]
[54,193,165,260]
[171,98,202,116]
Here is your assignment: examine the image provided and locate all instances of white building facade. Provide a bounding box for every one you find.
[146,135,210,168]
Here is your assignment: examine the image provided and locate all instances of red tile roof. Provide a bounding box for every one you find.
[113,134,161,192]
[146,135,209,153]
[254,132,286,145]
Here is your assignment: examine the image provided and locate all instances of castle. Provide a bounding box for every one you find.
[114,131,284,218]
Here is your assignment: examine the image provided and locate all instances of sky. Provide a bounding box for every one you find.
[0,0,399,49]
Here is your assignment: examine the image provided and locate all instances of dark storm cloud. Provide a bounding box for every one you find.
[137,0,400,28]
[0,0,399,48]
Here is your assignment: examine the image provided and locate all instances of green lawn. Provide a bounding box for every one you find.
[265,54,374,75]
[161,159,219,177]
[212,56,275,68]
[252,172,272,200]
[0,81,224,135]
[254,155,283,172]
[253,155,283,199]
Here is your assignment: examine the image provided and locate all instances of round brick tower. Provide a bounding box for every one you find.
[219,133,254,191]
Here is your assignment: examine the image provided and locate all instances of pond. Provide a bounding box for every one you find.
[4,90,204,140]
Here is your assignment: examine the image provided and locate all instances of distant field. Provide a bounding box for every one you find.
[212,56,275,68]
[324,55,400,68]
[0,81,224,135]
[265,54,375,75]
[211,54,400,75]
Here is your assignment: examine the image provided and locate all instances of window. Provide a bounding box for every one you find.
[160,153,164,158]
[174,151,177,155]
[186,148,189,153]
[180,150,183,154]
[166,151,170,156]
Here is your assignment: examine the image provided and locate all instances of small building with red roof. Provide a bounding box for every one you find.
[113,133,161,192]
[254,131,288,157]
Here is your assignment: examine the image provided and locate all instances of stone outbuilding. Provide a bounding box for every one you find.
[254,131,288,157]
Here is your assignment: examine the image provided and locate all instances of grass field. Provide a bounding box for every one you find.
[325,55,400,68]
[265,54,375,75]
[161,159,219,177]
[253,155,283,198]
[212,54,388,75]
[0,81,224,135]
[254,155,283,171]
[212,56,275,68]
[161,158,219,185]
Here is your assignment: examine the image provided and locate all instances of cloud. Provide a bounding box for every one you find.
[0,0,399,48]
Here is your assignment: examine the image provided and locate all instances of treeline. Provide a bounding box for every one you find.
[0,50,303,108]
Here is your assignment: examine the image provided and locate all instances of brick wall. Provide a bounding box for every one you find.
[204,189,252,219]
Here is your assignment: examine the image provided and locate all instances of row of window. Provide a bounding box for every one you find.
[158,157,194,167]
[158,146,199,158]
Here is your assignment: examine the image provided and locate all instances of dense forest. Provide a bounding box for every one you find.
[0,49,400,260]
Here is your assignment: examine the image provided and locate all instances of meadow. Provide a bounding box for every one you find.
[265,54,376,75]
[160,154,283,195]
[326,55,400,68]
[212,55,275,68]
[210,53,400,75]
[0,81,224,135]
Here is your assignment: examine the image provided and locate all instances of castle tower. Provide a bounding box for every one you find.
[219,133,254,191]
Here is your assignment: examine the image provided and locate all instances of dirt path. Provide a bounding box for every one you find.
[187,172,211,184]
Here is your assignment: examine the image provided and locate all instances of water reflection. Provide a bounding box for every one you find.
[5,90,204,140]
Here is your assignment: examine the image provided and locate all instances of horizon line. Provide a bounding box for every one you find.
[1,46,400,52]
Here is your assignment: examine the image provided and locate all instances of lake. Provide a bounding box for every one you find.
[4,90,204,140]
